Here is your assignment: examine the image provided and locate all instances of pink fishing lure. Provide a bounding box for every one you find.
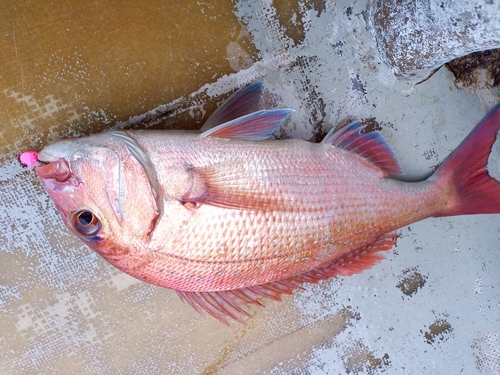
[19,151,39,166]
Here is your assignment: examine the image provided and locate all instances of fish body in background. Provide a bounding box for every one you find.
[35,82,500,325]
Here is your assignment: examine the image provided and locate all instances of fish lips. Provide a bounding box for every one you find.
[35,158,72,182]
[35,157,86,226]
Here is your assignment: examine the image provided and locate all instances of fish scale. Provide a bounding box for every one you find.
[122,136,435,291]
[32,82,500,325]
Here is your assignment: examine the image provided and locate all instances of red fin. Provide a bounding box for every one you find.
[176,290,252,326]
[323,121,403,176]
[432,104,500,216]
[200,82,264,131]
[319,232,397,277]
[289,232,398,282]
[199,109,294,140]
[177,233,397,325]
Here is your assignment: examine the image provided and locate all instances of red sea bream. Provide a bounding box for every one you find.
[32,83,500,324]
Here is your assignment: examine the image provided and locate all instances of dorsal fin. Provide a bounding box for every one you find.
[199,109,294,140]
[177,232,397,326]
[200,82,264,132]
[322,121,403,176]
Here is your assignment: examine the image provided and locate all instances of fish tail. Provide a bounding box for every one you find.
[432,103,500,217]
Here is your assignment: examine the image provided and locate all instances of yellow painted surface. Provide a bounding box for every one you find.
[0,0,256,155]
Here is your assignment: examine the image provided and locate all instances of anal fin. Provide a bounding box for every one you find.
[176,232,398,326]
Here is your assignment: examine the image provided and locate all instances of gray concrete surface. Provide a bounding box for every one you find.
[1,1,499,374]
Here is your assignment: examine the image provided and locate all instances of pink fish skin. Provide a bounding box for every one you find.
[34,83,500,325]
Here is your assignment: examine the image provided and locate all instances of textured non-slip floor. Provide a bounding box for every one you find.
[1,1,499,374]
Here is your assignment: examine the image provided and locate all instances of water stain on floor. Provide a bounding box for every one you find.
[272,0,326,46]
[342,341,391,375]
[422,318,453,345]
[396,267,427,297]
[209,305,360,374]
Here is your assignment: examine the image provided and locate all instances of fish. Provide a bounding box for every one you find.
[34,82,500,325]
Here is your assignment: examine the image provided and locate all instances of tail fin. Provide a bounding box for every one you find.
[432,104,500,217]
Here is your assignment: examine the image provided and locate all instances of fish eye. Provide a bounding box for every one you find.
[71,210,101,237]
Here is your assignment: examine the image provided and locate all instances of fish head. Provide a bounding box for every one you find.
[35,134,159,258]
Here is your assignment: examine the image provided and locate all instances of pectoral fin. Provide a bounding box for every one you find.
[179,163,290,211]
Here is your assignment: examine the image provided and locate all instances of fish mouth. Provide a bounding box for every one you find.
[35,158,72,182]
